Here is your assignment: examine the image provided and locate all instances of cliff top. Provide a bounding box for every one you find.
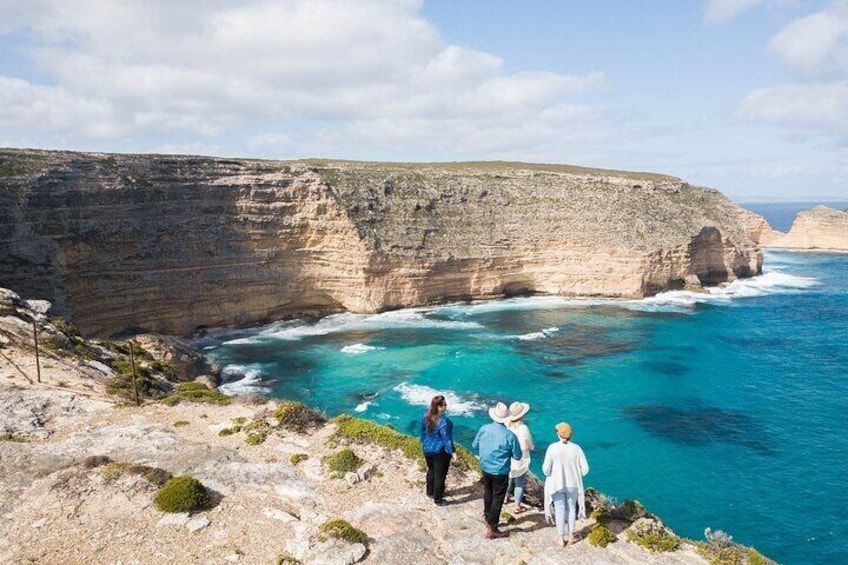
[0,289,773,564]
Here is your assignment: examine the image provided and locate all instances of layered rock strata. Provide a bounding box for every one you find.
[0,149,762,337]
[764,205,848,251]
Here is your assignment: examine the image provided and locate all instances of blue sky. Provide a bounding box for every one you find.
[1,0,847,201]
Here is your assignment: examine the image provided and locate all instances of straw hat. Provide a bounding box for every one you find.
[555,422,573,440]
[508,401,530,421]
[488,402,512,423]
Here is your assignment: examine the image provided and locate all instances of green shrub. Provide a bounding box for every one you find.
[218,426,242,437]
[1,431,28,443]
[610,499,648,522]
[274,401,326,432]
[332,414,477,475]
[82,455,112,469]
[243,418,271,445]
[275,553,302,565]
[106,373,166,401]
[696,529,775,565]
[320,519,367,545]
[290,453,309,466]
[173,420,190,428]
[588,523,617,547]
[154,475,212,513]
[151,361,179,381]
[627,518,680,552]
[162,382,232,406]
[325,448,363,476]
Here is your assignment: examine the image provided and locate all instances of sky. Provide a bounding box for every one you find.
[1,0,847,202]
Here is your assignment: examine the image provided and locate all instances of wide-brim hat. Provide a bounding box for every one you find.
[508,401,530,421]
[555,422,573,440]
[488,402,512,423]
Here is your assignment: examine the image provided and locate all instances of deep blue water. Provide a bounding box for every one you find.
[742,201,848,232]
[200,250,848,565]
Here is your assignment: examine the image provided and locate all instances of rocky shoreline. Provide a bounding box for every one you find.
[0,288,774,564]
[762,205,848,252]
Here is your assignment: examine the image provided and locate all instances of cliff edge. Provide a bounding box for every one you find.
[0,149,762,337]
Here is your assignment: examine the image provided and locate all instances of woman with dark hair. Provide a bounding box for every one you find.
[420,394,456,506]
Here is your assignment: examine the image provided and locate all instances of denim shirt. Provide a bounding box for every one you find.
[472,422,523,475]
[420,413,455,455]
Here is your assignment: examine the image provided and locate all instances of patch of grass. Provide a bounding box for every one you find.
[319,519,367,545]
[588,523,617,547]
[331,414,476,474]
[172,420,190,428]
[100,462,172,486]
[218,426,242,437]
[290,453,309,466]
[1,431,28,443]
[154,475,212,513]
[274,401,326,433]
[696,528,775,565]
[233,417,247,425]
[627,518,680,553]
[275,552,302,565]
[243,417,271,445]
[325,448,363,477]
[162,382,232,406]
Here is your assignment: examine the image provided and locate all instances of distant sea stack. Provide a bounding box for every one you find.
[764,205,848,251]
[0,149,762,337]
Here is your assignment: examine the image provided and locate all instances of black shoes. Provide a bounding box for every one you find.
[434,499,449,506]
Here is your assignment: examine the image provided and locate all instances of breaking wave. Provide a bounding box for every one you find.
[218,364,272,396]
[393,382,485,416]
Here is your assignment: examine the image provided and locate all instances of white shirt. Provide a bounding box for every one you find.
[507,421,535,478]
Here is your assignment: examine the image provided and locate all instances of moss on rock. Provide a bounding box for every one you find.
[319,518,367,545]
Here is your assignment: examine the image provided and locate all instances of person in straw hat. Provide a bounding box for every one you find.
[472,402,523,539]
[506,401,534,513]
[542,422,589,547]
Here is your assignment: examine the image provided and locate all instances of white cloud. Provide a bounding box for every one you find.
[704,0,767,23]
[739,81,848,131]
[0,0,607,158]
[767,3,848,73]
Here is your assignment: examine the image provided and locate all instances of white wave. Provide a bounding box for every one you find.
[517,327,560,341]
[218,364,272,396]
[354,401,372,412]
[393,382,485,416]
[225,310,482,344]
[341,343,385,355]
[435,296,607,317]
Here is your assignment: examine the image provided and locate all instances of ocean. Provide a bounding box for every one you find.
[199,239,848,565]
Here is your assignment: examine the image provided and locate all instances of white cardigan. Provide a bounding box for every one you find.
[507,421,535,478]
[542,440,589,523]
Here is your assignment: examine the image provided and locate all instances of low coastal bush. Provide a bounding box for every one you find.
[274,401,326,433]
[588,523,617,547]
[154,475,211,513]
[100,462,172,486]
[290,453,309,466]
[325,448,363,477]
[275,553,302,565]
[161,382,232,406]
[332,414,477,474]
[1,431,28,443]
[319,519,367,545]
[697,528,775,565]
[218,425,242,437]
[627,517,680,552]
[609,499,649,522]
[243,417,271,445]
[82,455,112,469]
[172,420,190,428]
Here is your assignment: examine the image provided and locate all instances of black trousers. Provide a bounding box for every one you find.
[482,471,509,528]
[424,451,452,502]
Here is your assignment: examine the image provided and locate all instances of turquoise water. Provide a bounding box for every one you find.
[200,251,848,564]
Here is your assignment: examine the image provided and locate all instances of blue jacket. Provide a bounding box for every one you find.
[420,413,455,455]
[472,422,522,475]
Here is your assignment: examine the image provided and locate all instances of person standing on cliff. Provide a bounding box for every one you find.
[542,422,589,547]
[506,401,534,514]
[420,395,456,506]
[472,402,522,539]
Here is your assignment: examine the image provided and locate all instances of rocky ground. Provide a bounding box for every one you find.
[0,292,756,565]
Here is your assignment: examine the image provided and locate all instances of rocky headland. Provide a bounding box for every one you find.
[1,149,763,337]
[763,205,848,252]
[0,290,772,565]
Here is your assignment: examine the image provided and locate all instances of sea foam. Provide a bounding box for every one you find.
[517,327,560,341]
[218,364,272,396]
[393,382,485,416]
[341,343,385,355]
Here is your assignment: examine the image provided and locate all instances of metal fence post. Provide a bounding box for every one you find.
[32,321,41,384]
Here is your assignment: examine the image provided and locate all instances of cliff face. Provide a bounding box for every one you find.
[764,205,848,251]
[0,149,762,337]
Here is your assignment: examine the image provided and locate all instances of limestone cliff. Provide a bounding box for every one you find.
[764,205,848,251]
[0,149,762,337]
